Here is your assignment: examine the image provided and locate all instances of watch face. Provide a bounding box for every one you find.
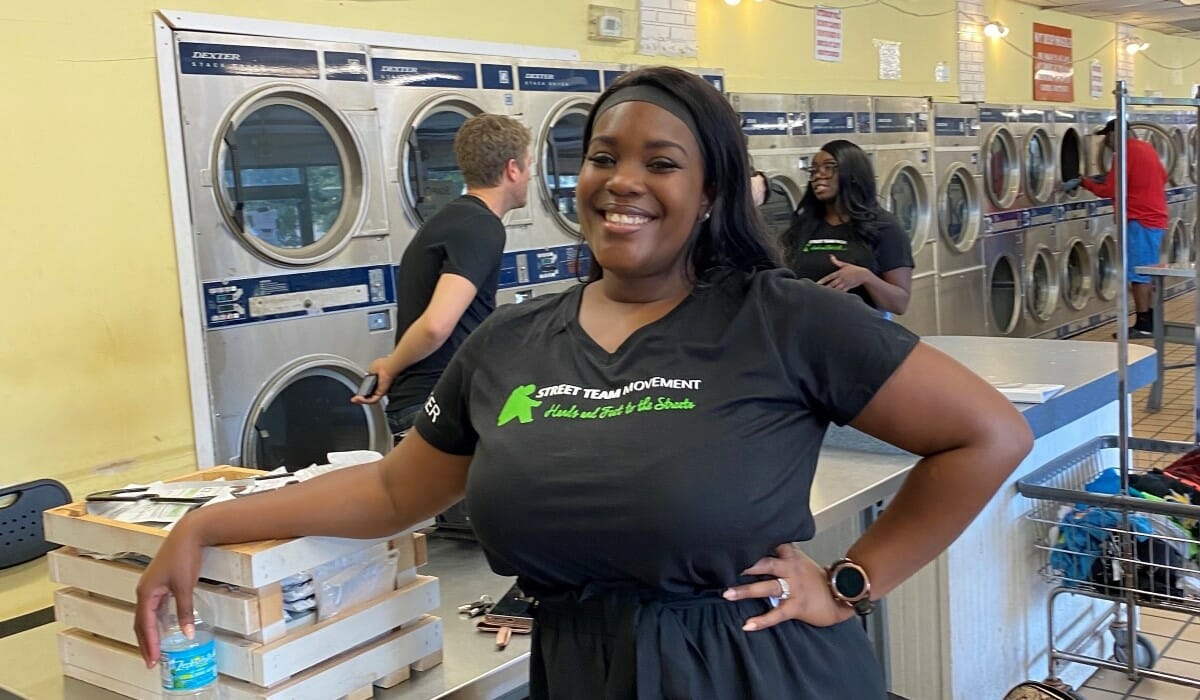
[834,565,867,599]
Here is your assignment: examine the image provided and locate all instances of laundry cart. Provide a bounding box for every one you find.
[1011,436,1200,698]
[1005,84,1200,700]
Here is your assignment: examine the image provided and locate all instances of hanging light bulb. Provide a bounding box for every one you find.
[1124,37,1150,54]
[983,19,1009,39]
[725,0,741,5]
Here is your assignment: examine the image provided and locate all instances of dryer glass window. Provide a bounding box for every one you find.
[1168,221,1188,264]
[888,170,922,245]
[1190,127,1198,184]
[406,110,471,224]
[543,112,587,226]
[760,178,798,238]
[252,373,370,471]
[1025,132,1050,198]
[220,104,346,250]
[990,256,1018,334]
[1028,251,1056,321]
[1096,236,1118,301]
[985,132,1016,206]
[1133,124,1173,172]
[1170,129,1187,185]
[942,171,970,247]
[1063,241,1091,310]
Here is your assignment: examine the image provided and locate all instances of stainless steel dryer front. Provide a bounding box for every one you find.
[931,102,986,336]
[174,31,396,467]
[372,50,525,254]
[1051,109,1094,336]
[1018,223,1061,337]
[983,230,1023,336]
[732,92,812,241]
[873,97,935,335]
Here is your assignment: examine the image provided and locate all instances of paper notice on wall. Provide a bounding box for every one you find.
[815,7,843,62]
[874,40,901,80]
[935,61,951,83]
[1090,60,1103,98]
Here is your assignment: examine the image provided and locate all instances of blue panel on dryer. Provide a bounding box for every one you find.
[324,52,369,82]
[518,66,602,93]
[481,64,516,90]
[372,59,478,87]
[741,112,791,136]
[874,112,918,133]
[603,70,627,88]
[203,265,396,330]
[935,117,967,136]
[810,112,858,135]
[179,42,319,79]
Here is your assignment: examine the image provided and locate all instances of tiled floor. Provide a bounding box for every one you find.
[1067,290,1200,699]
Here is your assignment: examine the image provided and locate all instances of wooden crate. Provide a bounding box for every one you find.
[46,465,444,694]
[43,466,433,589]
[59,615,442,700]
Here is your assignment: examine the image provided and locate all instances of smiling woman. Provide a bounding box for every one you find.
[134,66,1032,700]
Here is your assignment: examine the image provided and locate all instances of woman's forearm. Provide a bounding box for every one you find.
[861,274,910,314]
[186,462,409,548]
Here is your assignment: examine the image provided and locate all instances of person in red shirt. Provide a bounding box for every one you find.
[1065,119,1168,337]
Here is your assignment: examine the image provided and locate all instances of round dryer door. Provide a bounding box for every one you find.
[983,127,1020,210]
[881,164,930,254]
[402,100,482,225]
[1164,219,1190,264]
[989,254,1021,335]
[1169,127,1188,186]
[938,165,981,253]
[1095,233,1119,302]
[760,175,801,239]
[1025,247,1059,322]
[1060,239,1092,311]
[1057,127,1085,195]
[540,101,591,235]
[216,91,364,266]
[1189,126,1198,184]
[1023,127,1056,205]
[241,356,392,471]
[1103,122,1175,176]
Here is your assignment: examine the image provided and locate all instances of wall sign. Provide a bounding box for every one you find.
[874,39,901,81]
[1090,60,1103,98]
[815,7,843,62]
[1032,23,1074,102]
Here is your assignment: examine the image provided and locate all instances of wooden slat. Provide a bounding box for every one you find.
[55,576,439,687]
[58,616,441,700]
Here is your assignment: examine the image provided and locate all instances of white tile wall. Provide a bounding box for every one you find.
[639,0,698,57]
[957,0,985,102]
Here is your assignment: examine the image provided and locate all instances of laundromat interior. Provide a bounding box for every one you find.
[3,1,1200,699]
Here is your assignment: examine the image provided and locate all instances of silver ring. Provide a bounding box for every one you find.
[776,577,791,601]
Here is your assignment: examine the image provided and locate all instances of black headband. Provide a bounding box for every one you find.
[593,84,701,144]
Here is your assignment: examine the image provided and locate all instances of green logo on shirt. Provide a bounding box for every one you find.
[802,238,848,253]
[497,384,542,426]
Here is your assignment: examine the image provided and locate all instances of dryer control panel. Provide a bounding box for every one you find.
[203,265,395,329]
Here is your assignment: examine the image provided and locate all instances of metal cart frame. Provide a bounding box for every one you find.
[1009,83,1200,698]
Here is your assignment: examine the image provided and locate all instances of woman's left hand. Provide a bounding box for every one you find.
[817,255,873,292]
[723,543,855,631]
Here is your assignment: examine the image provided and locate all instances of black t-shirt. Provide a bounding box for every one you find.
[413,269,918,693]
[782,209,914,308]
[387,195,505,411]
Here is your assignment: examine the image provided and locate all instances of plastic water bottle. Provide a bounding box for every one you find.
[158,595,218,698]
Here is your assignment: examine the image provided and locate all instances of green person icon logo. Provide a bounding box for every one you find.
[497,384,542,427]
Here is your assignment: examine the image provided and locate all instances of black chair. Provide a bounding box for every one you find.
[0,479,70,570]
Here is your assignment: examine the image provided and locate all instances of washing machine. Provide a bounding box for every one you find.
[1017,223,1061,338]
[872,97,936,335]
[731,92,811,240]
[372,49,526,254]
[931,102,986,336]
[983,230,1024,337]
[979,106,1022,221]
[174,31,397,467]
[1050,109,1094,335]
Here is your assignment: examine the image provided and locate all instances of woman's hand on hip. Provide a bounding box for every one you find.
[723,542,855,631]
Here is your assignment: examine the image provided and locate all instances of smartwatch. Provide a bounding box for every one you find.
[827,558,874,616]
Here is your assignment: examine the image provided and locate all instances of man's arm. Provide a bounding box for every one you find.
[352,273,479,404]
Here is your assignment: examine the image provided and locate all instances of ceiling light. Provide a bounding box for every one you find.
[724,0,741,5]
[983,20,1009,39]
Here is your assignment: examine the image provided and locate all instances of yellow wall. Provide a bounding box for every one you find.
[983,0,1200,105]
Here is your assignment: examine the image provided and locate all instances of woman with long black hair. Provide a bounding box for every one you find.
[781,139,914,314]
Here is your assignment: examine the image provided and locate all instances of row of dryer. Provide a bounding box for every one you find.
[171,31,725,468]
[740,96,1198,340]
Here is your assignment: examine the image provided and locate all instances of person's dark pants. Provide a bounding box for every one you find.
[386,404,422,444]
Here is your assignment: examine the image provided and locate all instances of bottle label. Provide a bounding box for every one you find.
[161,638,217,691]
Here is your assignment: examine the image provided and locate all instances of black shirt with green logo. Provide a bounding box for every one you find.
[783,209,914,309]
[414,269,918,697]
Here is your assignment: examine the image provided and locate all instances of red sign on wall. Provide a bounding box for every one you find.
[1032,23,1074,102]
